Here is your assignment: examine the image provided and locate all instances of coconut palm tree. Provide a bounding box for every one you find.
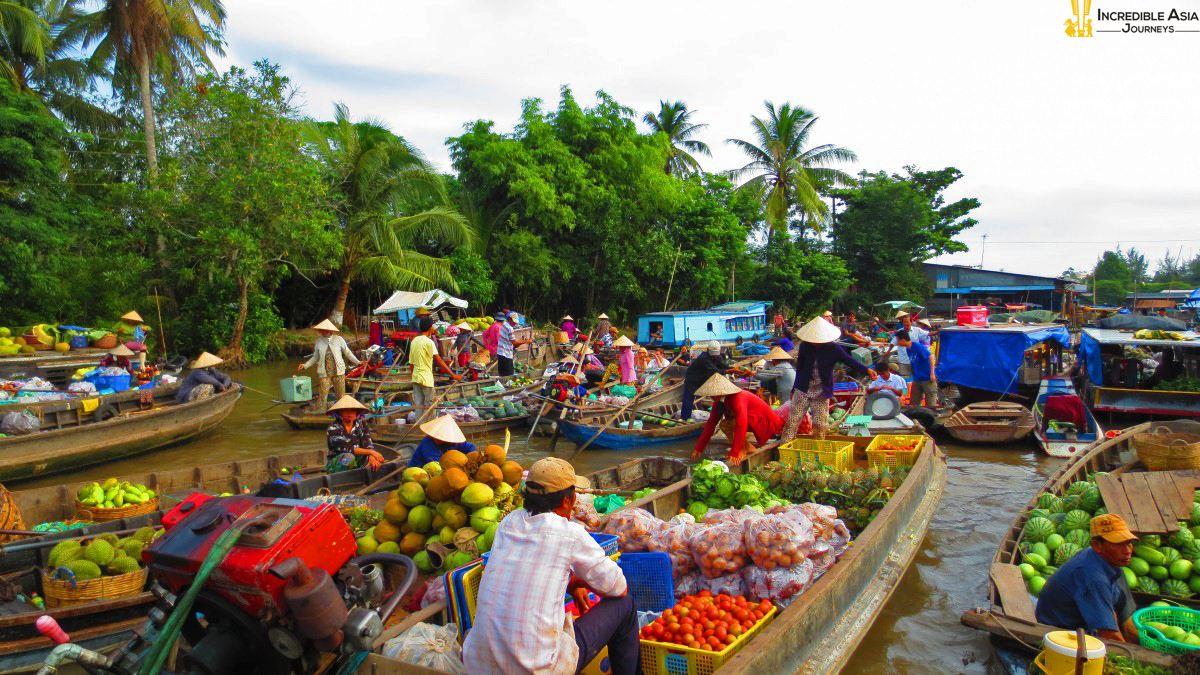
[1,2,47,84]
[305,103,474,325]
[643,100,710,177]
[727,101,857,238]
[78,0,225,175]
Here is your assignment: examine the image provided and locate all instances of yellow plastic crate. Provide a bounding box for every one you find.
[866,434,925,469]
[779,438,854,472]
[640,605,777,675]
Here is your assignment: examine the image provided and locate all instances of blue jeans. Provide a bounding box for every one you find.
[574,593,639,675]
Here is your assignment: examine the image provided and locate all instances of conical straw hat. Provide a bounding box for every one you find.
[420,414,465,443]
[796,317,842,344]
[456,322,471,330]
[562,355,578,365]
[328,395,369,413]
[766,346,793,360]
[695,373,741,398]
[108,344,135,357]
[572,343,593,356]
[312,319,339,332]
[894,310,909,319]
[192,351,224,369]
[121,311,144,323]
[562,315,573,321]
[612,335,635,348]
[597,313,609,319]
[821,311,833,317]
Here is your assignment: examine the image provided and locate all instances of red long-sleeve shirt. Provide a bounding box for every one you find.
[694,390,784,455]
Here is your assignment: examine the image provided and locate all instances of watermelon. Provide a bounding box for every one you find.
[1150,566,1170,582]
[1163,578,1193,599]
[1162,547,1182,566]
[1128,557,1151,576]
[1060,494,1082,512]
[1032,542,1052,561]
[1023,517,1056,544]
[1093,506,1107,516]
[1063,510,1092,532]
[1037,493,1057,510]
[1064,529,1090,549]
[1048,512,1066,527]
[1067,480,1092,496]
[1028,508,1052,521]
[1143,535,1162,550]
[1123,566,1138,589]
[1190,576,1200,595]
[1042,565,1058,577]
[1192,503,1200,527]
[1045,533,1065,551]
[1079,488,1101,513]
[1180,540,1200,561]
[1055,542,1083,566]
[1192,525,1200,541]
[1138,576,1160,594]
[1024,552,1049,570]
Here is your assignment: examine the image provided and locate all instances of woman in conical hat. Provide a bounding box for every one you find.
[117,310,152,364]
[325,395,384,473]
[754,345,797,402]
[99,344,136,374]
[407,414,478,468]
[781,317,877,441]
[691,373,784,463]
[560,314,577,340]
[175,352,234,404]
[299,319,360,412]
[613,335,637,385]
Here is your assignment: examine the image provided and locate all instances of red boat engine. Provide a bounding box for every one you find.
[139,494,413,675]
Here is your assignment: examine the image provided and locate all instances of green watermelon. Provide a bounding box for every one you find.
[1191,503,1200,527]
[1060,494,1082,512]
[1028,508,1052,521]
[1064,529,1090,549]
[1045,533,1065,551]
[1023,517,1056,544]
[1093,506,1108,516]
[1190,576,1200,595]
[1037,493,1057,510]
[1138,576,1160,594]
[1163,578,1193,599]
[1128,557,1150,576]
[1063,510,1091,531]
[1143,535,1162,550]
[1079,488,1101,513]
[1163,547,1182,565]
[1067,481,1093,496]
[1055,542,1083,565]
[1180,540,1200,560]
[1150,566,1170,581]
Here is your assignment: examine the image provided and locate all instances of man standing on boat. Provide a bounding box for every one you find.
[681,341,729,421]
[498,312,533,377]
[894,330,938,408]
[482,312,503,364]
[887,312,928,378]
[692,373,784,462]
[1035,514,1139,643]
[410,317,461,407]
[464,457,638,675]
[298,319,360,412]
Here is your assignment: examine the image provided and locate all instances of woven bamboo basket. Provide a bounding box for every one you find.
[1135,426,1200,471]
[92,333,117,349]
[74,497,158,523]
[40,567,149,608]
[0,484,27,545]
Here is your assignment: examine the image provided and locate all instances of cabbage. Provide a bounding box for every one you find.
[687,502,708,520]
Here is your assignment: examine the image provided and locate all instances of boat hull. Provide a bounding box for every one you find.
[556,417,702,450]
[943,403,1035,444]
[0,387,241,483]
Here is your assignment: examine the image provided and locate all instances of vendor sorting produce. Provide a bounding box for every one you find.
[325,395,384,472]
[560,314,576,340]
[498,311,533,377]
[118,310,151,367]
[99,344,136,375]
[298,319,359,412]
[692,373,784,462]
[464,457,638,675]
[613,335,637,385]
[754,345,796,400]
[175,352,233,403]
[681,340,730,421]
[782,317,875,441]
[406,414,478,468]
[1035,514,1139,643]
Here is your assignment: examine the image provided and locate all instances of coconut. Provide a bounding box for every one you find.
[373,520,402,543]
[377,541,401,554]
[439,525,456,546]
[443,468,470,493]
[356,536,379,556]
[407,505,434,533]
[484,444,506,466]
[441,450,468,472]
[461,483,495,510]
[501,460,524,486]
[383,499,409,526]
[399,532,427,557]
[413,550,435,573]
[397,482,426,507]
[464,451,483,475]
[431,514,445,531]
[470,506,501,533]
[402,467,430,487]
[475,463,504,489]
[443,503,469,529]
[426,475,453,503]
[423,461,443,477]
[446,550,475,570]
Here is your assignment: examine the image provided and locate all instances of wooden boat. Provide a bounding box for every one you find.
[1078,326,1200,420]
[959,421,1200,671]
[0,382,180,417]
[1031,375,1102,458]
[943,401,1036,444]
[557,401,705,450]
[0,386,241,483]
[366,433,947,674]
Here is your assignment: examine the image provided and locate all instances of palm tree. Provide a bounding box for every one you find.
[1,2,47,83]
[1,0,119,130]
[79,0,225,175]
[305,103,475,325]
[727,101,857,238]
[643,100,710,177]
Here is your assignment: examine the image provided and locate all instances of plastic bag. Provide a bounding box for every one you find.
[793,503,838,539]
[571,496,603,531]
[700,570,746,597]
[675,570,701,597]
[604,508,665,553]
[593,494,627,514]
[689,520,747,579]
[744,514,815,570]
[419,577,446,609]
[68,381,97,395]
[382,622,465,674]
[808,541,835,574]
[0,411,40,436]
[742,560,814,608]
[690,410,710,422]
[702,507,765,527]
[648,520,697,579]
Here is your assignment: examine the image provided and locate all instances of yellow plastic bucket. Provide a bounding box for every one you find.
[1035,631,1106,675]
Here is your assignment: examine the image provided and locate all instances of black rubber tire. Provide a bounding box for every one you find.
[903,406,937,429]
[93,403,118,423]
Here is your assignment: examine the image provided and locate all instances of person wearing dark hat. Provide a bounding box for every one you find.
[175,352,233,403]
[464,458,638,675]
[692,373,785,462]
[1036,514,1139,643]
[325,395,385,473]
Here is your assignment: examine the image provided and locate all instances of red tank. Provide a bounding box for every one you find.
[144,495,357,617]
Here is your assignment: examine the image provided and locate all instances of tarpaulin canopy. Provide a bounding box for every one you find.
[937,324,1071,393]
[872,300,924,314]
[373,289,468,315]
[1097,314,1186,331]
[1135,299,1176,309]
[987,309,1061,324]
[1184,289,1200,310]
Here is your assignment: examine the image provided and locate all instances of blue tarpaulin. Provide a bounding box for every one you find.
[1079,331,1103,386]
[1184,289,1200,310]
[937,325,1072,393]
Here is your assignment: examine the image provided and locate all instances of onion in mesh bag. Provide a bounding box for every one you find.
[744,514,814,570]
[700,570,746,597]
[690,520,747,579]
[648,520,698,578]
[603,508,665,552]
[742,561,813,608]
[571,496,603,531]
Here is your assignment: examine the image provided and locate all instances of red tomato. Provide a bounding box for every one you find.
[729,623,744,637]
[752,609,764,621]
[724,633,736,645]
[668,622,680,633]
[735,609,749,622]
[700,643,713,651]
[708,636,723,649]
[714,626,727,640]
[682,633,695,645]
[699,590,712,598]
[759,600,773,613]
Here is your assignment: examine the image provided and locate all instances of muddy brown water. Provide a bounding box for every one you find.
[27,362,1064,673]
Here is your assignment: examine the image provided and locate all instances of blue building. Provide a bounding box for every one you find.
[636,301,772,346]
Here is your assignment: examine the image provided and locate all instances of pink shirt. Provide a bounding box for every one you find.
[482,322,501,356]
[618,348,636,384]
[463,510,626,674]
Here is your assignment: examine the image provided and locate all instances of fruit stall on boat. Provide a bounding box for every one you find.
[961,419,1200,671]
[936,323,1072,402]
[1031,374,1103,458]
[1076,326,1200,420]
[0,386,241,484]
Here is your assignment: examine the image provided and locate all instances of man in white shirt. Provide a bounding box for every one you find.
[497,312,533,377]
[463,458,638,675]
[867,362,908,397]
[887,312,929,377]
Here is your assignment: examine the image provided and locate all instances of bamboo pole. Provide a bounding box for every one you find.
[153,287,168,356]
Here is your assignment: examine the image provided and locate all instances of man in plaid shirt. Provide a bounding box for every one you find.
[463,458,639,674]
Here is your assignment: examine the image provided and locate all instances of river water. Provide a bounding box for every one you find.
[28,362,1066,673]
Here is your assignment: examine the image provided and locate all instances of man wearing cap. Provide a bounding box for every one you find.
[406,414,477,468]
[325,395,385,472]
[464,458,638,675]
[451,321,475,368]
[692,373,785,462]
[886,312,928,378]
[681,340,730,421]
[410,317,461,407]
[298,319,360,412]
[175,352,233,403]
[1036,514,1139,643]
[497,311,534,377]
[783,317,876,441]
[407,307,431,332]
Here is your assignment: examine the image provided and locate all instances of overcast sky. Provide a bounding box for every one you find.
[218,0,1200,280]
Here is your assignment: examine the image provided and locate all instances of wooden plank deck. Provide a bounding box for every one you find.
[1095,470,1200,534]
[989,563,1035,624]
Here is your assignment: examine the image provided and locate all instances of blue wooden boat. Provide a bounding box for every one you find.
[556,401,705,450]
[636,300,772,347]
[1031,375,1102,458]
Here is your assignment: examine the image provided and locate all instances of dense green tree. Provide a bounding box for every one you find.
[304,103,472,324]
[448,249,496,309]
[750,233,849,317]
[642,100,710,177]
[727,101,856,238]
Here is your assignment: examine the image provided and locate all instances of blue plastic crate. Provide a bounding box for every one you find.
[617,552,674,612]
[68,335,88,349]
[591,532,619,556]
[85,372,131,392]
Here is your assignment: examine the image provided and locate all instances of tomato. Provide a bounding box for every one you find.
[700,643,713,651]
[743,620,754,630]
[714,626,727,640]
[752,609,764,621]
[662,609,674,621]
[759,599,773,613]
[667,622,680,634]
[699,590,712,598]
[729,623,744,637]
[734,609,749,622]
[708,636,723,649]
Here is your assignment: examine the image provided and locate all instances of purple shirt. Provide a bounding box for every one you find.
[793,342,870,399]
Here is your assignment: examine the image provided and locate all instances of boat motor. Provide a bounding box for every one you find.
[39,494,415,675]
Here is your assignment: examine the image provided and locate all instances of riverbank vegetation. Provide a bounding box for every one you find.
[1,2,980,363]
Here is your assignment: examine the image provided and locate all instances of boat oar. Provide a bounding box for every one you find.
[390,392,446,445]
[525,401,553,446]
[567,351,686,461]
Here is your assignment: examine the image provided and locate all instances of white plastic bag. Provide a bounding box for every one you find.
[742,561,814,608]
[0,411,40,436]
[419,577,446,609]
[382,622,465,673]
[604,508,665,553]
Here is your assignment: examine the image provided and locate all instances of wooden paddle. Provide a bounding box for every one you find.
[567,351,687,460]
[391,392,446,445]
